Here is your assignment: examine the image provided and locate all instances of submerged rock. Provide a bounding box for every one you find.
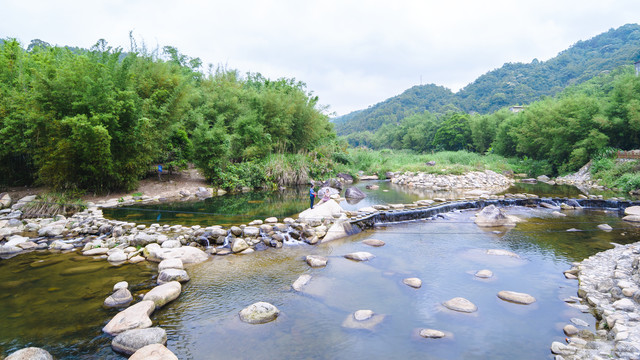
[292,274,312,291]
[362,239,385,247]
[342,310,385,330]
[239,302,280,324]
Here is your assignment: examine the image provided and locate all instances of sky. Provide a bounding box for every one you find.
[2,0,640,116]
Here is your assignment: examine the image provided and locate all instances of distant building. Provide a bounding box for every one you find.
[509,106,525,113]
[635,61,640,76]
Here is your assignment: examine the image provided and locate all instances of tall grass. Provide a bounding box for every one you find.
[21,193,87,218]
[340,149,522,177]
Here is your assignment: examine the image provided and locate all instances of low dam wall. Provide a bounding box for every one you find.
[349,198,640,230]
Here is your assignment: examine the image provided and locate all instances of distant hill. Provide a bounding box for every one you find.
[334,23,640,136]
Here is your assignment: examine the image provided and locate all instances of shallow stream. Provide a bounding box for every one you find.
[1,182,639,359]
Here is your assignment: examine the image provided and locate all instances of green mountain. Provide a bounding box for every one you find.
[334,23,640,136]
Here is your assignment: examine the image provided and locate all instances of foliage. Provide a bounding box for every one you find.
[590,159,640,192]
[20,192,87,218]
[432,113,472,151]
[0,38,333,192]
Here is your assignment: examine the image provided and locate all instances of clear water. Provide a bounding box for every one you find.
[2,184,640,359]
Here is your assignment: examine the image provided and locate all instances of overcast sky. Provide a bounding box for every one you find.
[2,0,640,116]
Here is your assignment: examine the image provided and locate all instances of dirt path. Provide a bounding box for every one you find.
[3,168,209,203]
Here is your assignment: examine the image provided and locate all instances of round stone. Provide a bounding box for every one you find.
[563,324,578,336]
[354,309,374,321]
[486,249,519,258]
[419,329,446,339]
[497,290,536,305]
[443,297,477,313]
[475,269,493,278]
[239,302,280,324]
[403,278,422,288]
[6,347,53,360]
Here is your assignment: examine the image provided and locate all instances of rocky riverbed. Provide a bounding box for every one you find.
[1,170,639,359]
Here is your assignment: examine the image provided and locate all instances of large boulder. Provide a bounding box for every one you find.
[157,269,190,284]
[0,192,11,209]
[344,187,366,199]
[5,347,53,360]
[298,200,345,223]
[158,258,184,271]
[239,302,280,324]
[102,300,156,335]
[474,205,517,227]
[112,327,167,355]
[131,233,158,246]
[145,245,208,264]
[625,206,640,216]
[321,220,361,243]
[129,344,178,360]
[143,281,181,309]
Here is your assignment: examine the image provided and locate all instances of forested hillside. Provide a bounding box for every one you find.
[0,38,335,192]
[335,23,640,138]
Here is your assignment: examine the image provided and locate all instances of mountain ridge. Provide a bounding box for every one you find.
[334,23,640,136]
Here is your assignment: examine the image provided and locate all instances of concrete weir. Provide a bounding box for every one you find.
[347,198,640,230]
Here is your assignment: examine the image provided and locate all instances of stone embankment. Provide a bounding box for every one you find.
[390,170,514,192]
[552,207,640,359]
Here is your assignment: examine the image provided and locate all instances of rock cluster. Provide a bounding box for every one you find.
[553,242,640,359]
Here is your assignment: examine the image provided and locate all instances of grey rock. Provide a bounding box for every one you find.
[104,288,134,308]
[292,274,312,291]
[344,251,375,262]
[143,281,181,309]
[102,300,155,335]
[158,258,184,271]
[112,327,167,356]
[419,328,446,339]
[239,302,279,324]
[129,344,178,360]
[5,347,53,360]
[443,297,477,313]
[157,269,190,284]
[403,278,422,288]
[306,255,328,267]
[344,187,367,199]
[497,290,536,305]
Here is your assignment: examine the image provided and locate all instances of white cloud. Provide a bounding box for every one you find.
[2,0,640,115]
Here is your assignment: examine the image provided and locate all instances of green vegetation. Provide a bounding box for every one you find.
[332,148,544,179]
[0,37,335,192]
[335,24,640,138]
[590,156,640,193]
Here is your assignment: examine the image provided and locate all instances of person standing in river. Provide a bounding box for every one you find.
[309,185,317,209]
